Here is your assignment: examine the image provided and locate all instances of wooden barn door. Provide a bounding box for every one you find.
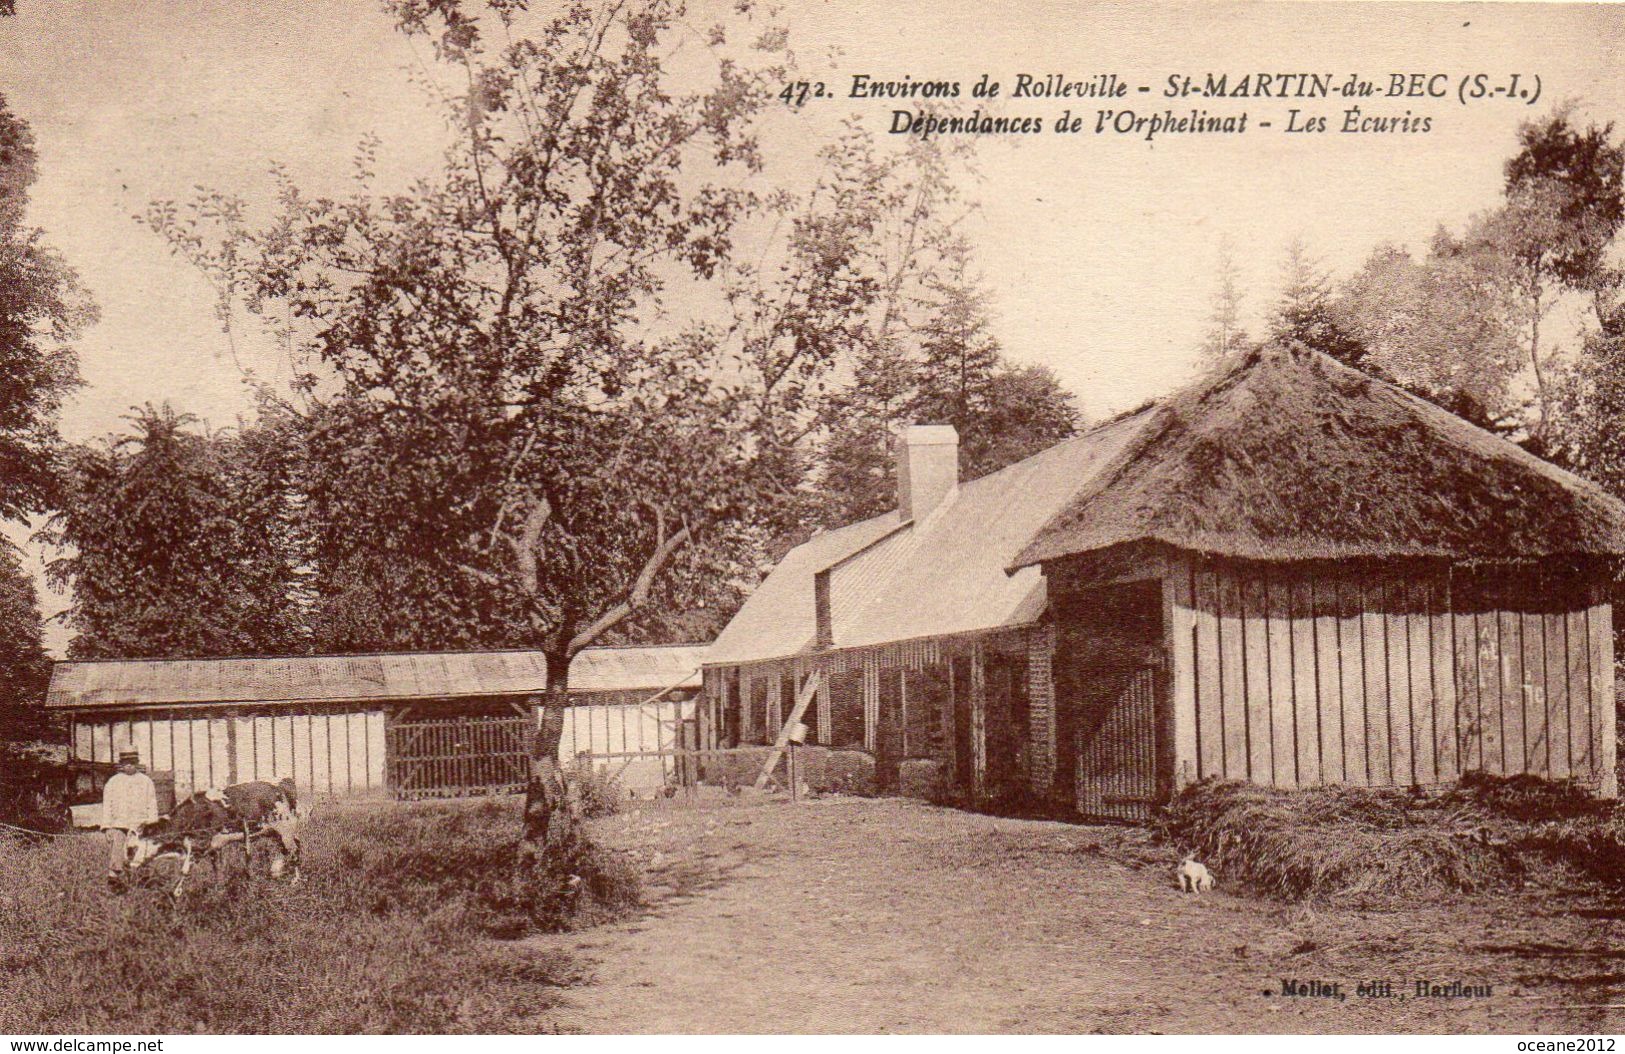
[1074,662,1160,821]
[1054,578,1167,822]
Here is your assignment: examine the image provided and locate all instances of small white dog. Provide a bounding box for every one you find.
[1177,855,1215,893]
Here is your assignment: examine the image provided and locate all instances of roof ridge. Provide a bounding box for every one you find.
[929,404,1163,519]
[52,642,710,667]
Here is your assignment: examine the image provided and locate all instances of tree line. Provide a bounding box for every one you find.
[1200,107,1625,478]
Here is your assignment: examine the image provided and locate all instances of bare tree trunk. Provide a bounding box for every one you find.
[1529,290,1547,441]
[520,662,572,859]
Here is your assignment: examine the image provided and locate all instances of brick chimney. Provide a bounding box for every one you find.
[895,424,959,522]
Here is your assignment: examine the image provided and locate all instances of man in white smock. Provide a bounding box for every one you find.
[102,749,158,891]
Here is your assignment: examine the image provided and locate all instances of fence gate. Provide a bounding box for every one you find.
[1074,664,1160,822]
[386,712,531,800]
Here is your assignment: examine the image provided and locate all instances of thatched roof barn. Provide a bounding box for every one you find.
[703,344,1623,819]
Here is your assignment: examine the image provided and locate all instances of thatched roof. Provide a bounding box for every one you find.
[1013,344,1625,569]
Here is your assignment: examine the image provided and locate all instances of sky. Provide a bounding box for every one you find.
[1,0,1622,652]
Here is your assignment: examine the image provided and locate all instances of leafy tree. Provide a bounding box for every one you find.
[148,0,796,851]
[1334,234,1525,432]
[44,405,306,659]
[1476,111,1625,442]
[721,120,981,530]
[906,259,1079,483]
[0,67,91,806]
[815,253,1080,524]
[1559,304,1625,496]
[1503,110,1625,305]
[0,91,93,523]
[0,542,51,739]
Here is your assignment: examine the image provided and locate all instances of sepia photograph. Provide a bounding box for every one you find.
[2,0,1625,1038]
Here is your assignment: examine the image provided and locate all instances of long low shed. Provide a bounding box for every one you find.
[47,646,706,799]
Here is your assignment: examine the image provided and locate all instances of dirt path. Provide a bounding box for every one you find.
[531,796,1625,1033]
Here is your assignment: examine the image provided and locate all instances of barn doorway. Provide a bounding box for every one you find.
[1053,579,1166,822]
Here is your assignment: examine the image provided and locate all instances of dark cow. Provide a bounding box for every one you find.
[129,778,305,896]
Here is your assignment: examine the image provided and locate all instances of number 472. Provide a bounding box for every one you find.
[779,81,827,107]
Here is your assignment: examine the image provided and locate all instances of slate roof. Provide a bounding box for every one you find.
[704,410,1153,665]
[46,645,707,711]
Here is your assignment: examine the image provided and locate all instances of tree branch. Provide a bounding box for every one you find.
[567,521,692,653]
[508,492,552,597]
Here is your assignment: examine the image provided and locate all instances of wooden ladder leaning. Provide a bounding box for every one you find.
[752,671,822,790]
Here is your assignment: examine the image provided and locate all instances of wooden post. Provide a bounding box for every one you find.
[816,674,832,747]
[862,654,879,753]
[766,673,783,739]
[900,670,910,758]
[970,642,988,798]
[1165,557,1197,797]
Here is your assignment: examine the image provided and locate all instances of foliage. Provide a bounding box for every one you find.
[0,742,68,833]
[1248,111,1625,459]
[568,755,627,818]
[313,798,640,935]
[1197,239,1250,363]
[814,242,1080,526]
[1267,237,1368,368]
[1558,303,1625,495]
[0,91,94,524]
[147,0,790,700]
[1334,233,1525,433]
[42,404,307,659]
[1441,110,1622,447]
[0,799,637,1033]
[1500,109,1625,302]
[0,542,50,716]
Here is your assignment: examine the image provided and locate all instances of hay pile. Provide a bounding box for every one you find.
[1161,774,1622,903]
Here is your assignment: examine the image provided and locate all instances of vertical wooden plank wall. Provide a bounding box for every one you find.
[1166,559,1616,793]
[1190,566,1224,780]
[1290,573,1321,786]
[1216,570,1248,779]
[1165,565,1198,790]
[1240,569,1273,785]
[1311,576,1344,784]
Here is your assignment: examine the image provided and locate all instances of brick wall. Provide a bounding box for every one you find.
[1026,623,1057,796]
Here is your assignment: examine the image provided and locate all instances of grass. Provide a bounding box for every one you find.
[0,797,640,1033]
[1159,772,1624,904]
